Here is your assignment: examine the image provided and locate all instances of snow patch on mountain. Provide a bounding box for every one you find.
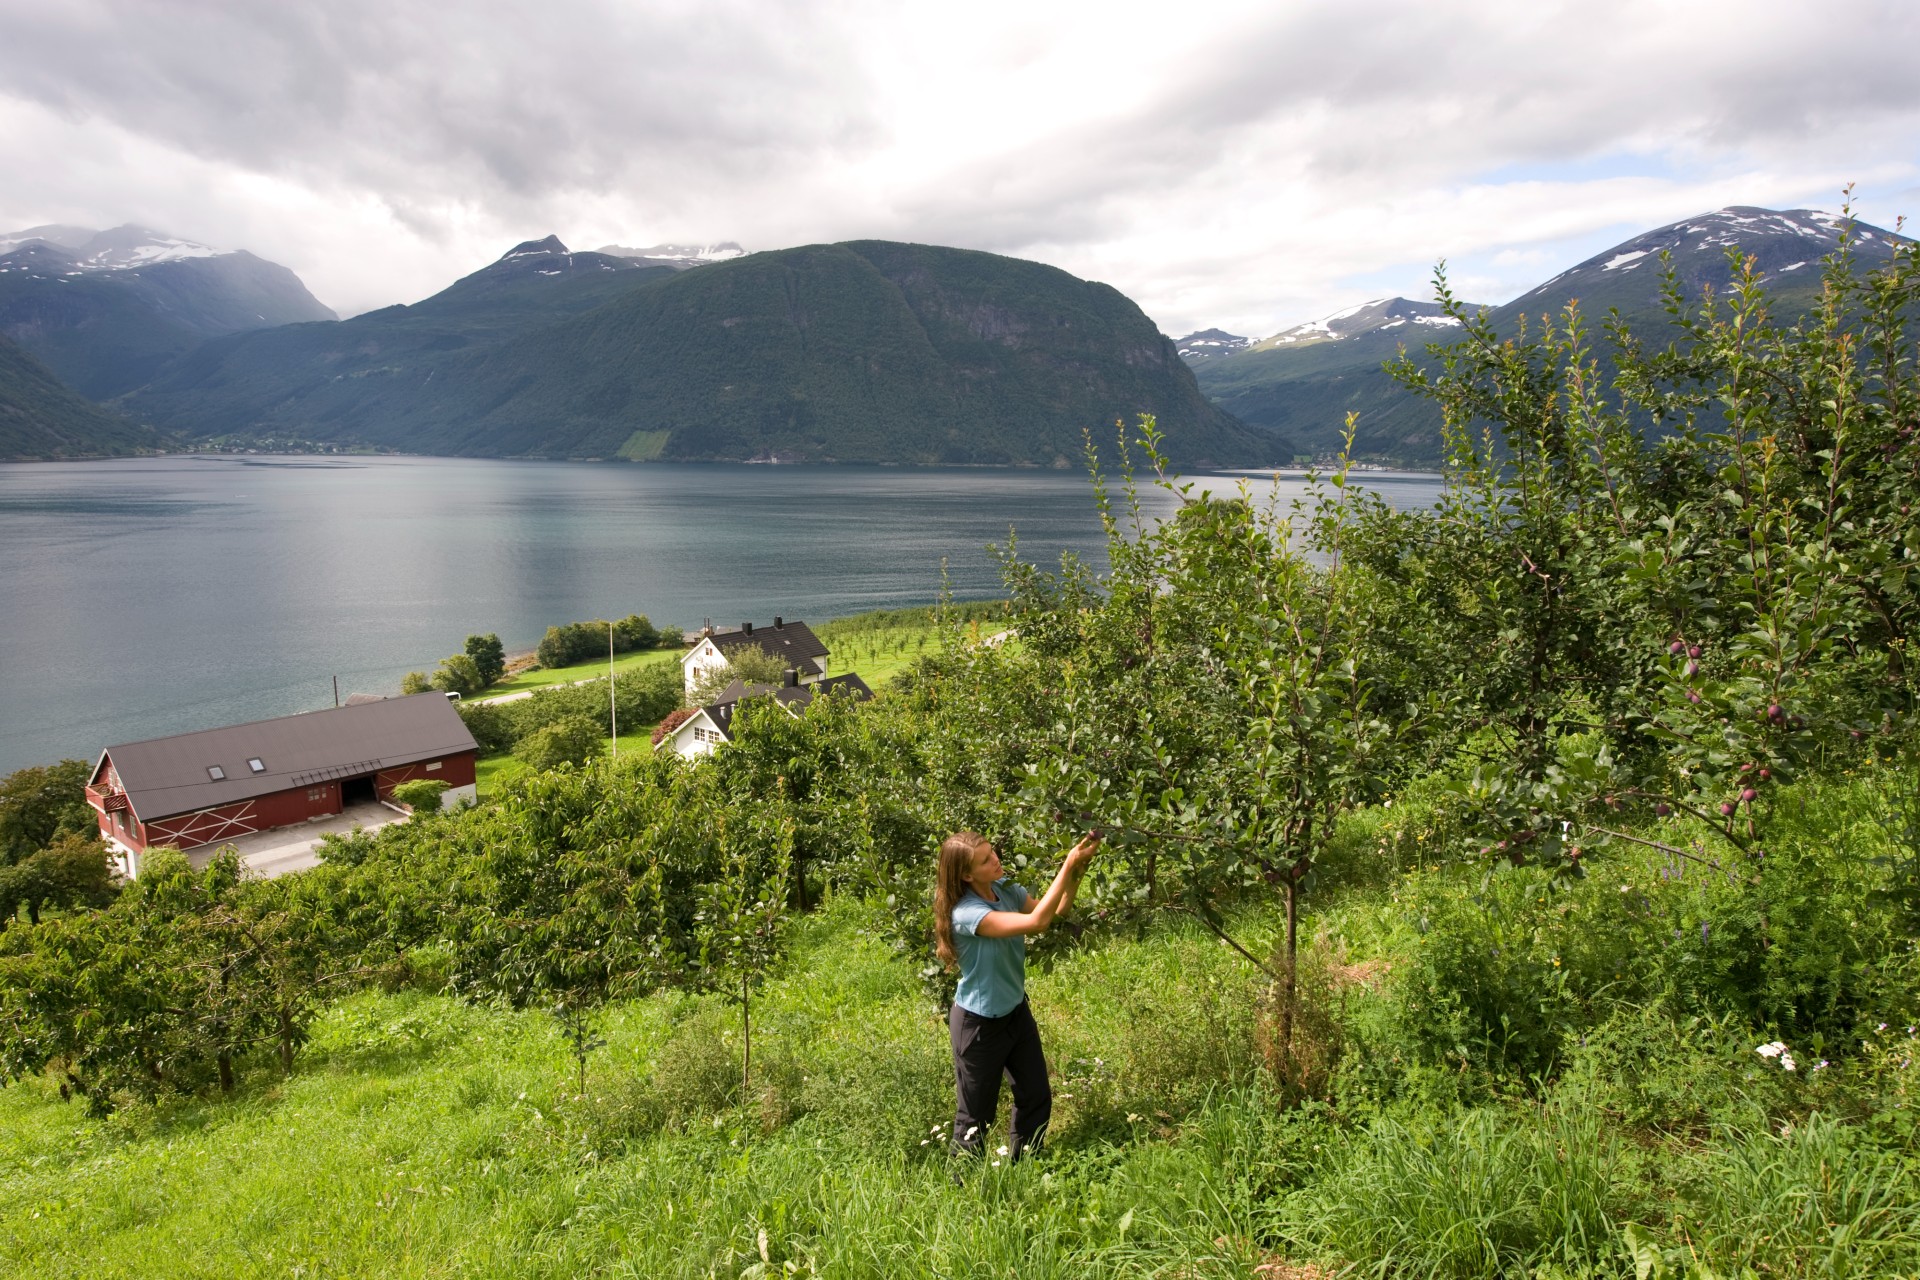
[1248,298,1466,352]
[594,241,746,269]
[1173,328,1252,362]
[1521,206,1909,300]
[0,224,231,273]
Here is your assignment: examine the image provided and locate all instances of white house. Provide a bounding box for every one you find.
[667,672,874,759]
[681,617,830,700]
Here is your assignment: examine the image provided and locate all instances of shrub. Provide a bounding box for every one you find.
[652,707,695,745]
[391,779,449,813]
[455,700,515,755]
[537,614,663,669]
[0,758,94,862]
[463,633,506,686]
[649,1004,741,1121]
[431,653,485,697]
[513,717,604,772]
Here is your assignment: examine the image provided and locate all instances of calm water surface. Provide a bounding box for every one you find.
[0,455,1443,773]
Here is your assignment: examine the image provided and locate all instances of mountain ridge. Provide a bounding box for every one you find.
[0,224,337,399]
[1193,205,1912,463]
[129,238,1286,468]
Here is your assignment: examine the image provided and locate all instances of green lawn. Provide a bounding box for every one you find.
[475,736,648,800]
[0,898,1296,1279]
[478,647,680,700]
[819,603,1009,688]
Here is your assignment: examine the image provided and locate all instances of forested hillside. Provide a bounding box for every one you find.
[4,239,1918,1277]
[0,333,163,461]
[129,240,1283,469]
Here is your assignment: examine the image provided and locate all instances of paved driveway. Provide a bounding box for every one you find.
[186,801,409,878]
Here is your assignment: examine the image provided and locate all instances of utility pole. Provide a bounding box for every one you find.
[609,621,618,758]
[333,675,339,708]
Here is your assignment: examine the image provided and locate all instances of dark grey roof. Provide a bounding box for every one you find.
[97,694,478,821]
[708,620,829,671]
[699,673,874,741]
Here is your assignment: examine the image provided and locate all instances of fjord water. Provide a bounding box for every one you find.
[0,455,1443,774]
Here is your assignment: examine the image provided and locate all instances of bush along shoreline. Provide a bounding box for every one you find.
[2,226,1919,1277]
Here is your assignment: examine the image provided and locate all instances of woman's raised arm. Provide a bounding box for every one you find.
[974,833,1101,939]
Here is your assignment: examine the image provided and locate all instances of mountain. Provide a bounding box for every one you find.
[1194,206,1912,464]
[1246,297,1464,351]
[123,237,683,444]
[131,239,1286,469]
[0,332,164,460]
[1172,329,1252,362]
[1193,297,1481,461]
[0,225,337,399]
[593,242,747,270]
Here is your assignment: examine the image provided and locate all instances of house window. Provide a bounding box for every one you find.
[207,765,226,780]
[247,758,266,773]
[425,761,442,771]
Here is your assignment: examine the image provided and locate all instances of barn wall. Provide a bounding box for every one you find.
[140,782,342,852]
[375,751,477,799]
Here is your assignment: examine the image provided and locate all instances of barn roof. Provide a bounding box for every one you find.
[97,694,478,821]
[698,673,873,741]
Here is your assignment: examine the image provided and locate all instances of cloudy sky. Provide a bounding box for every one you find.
[3,0,1916,334]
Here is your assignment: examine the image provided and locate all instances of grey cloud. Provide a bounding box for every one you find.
[0,0,880,221]
[3,0,1915,329]
[897,0,1920,249]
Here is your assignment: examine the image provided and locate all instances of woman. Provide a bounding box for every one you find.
[933,828,1101,1160]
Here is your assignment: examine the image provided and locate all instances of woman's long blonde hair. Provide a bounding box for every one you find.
[932,831,989,971]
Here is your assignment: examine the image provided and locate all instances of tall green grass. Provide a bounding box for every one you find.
[8,767,1920,1277]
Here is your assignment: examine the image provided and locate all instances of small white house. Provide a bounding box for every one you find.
[667,673,873,759]
[681,617,830,700]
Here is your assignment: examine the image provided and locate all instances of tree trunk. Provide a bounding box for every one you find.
[277,1007,295,1076]
[741,974,753,1099]
[217,1052,234,1094]
[1278,877,1300,1059]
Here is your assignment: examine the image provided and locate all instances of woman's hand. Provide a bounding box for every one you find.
[1067,831,1103,870]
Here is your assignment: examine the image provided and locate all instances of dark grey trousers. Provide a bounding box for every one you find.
[949,999,1051,1159]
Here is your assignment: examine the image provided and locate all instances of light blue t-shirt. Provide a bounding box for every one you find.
[952,879,1032,1017]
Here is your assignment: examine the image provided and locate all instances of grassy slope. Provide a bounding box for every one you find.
[7,783,1917,1278]
[0,899,1289,1279]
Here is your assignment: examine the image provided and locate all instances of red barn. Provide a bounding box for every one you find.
[86,694,478,875]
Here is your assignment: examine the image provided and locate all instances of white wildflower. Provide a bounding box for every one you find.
[1755,1041,1786,1059]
